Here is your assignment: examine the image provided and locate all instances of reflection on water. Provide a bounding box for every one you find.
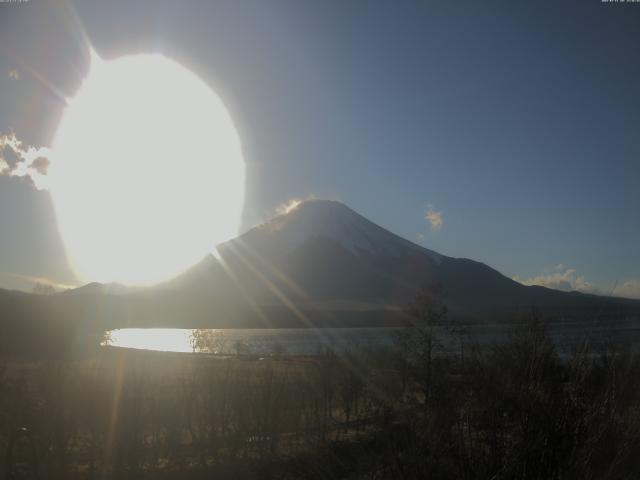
[104,328,197,353]
[103,320,640,356]
[103,327,403,355]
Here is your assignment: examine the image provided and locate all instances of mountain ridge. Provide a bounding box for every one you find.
[5,199,639,330]
[162,199,640,324]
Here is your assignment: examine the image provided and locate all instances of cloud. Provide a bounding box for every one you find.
[29,156,50,175]
[0,131,51,190]
[425,205,443,231]
[32,283,59,295]
[276,194,316,216]
[8,69,19,80]
[4,273,76,293]
[515,267,640,300]
[612,280,640,300]
[513,264,599,294]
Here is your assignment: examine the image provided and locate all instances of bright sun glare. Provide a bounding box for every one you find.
[50,53,245,285]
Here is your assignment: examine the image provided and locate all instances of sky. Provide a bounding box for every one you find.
[0,0,639,297]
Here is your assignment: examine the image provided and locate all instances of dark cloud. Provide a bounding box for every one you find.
[30,156,50,175]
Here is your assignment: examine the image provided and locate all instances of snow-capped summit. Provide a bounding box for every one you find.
[247,199,442,262]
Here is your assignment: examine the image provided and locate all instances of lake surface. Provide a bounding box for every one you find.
[104,327,403,355]
[103,319,640,356]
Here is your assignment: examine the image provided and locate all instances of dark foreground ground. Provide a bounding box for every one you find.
[3,314,640,480]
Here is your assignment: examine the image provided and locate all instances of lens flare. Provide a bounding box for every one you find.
[50,53,245,285]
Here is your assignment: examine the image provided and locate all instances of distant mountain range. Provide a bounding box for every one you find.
[2,200,639,332]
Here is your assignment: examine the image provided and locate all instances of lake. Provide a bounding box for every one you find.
[103,319,640,356]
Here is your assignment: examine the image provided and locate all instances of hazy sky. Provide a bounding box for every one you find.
[0,0,639,297]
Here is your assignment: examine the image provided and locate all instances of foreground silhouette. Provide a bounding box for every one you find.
[1,307,640,479]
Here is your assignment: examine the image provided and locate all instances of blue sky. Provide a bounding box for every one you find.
[0,0,639,297]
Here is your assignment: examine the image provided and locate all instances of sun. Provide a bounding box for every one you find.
[49,53,245,285]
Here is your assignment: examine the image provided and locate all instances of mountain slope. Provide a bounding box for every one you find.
[167,200,640,324]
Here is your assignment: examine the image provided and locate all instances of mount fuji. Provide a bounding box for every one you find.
[4,199,638,333]
[155,199,640,327]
